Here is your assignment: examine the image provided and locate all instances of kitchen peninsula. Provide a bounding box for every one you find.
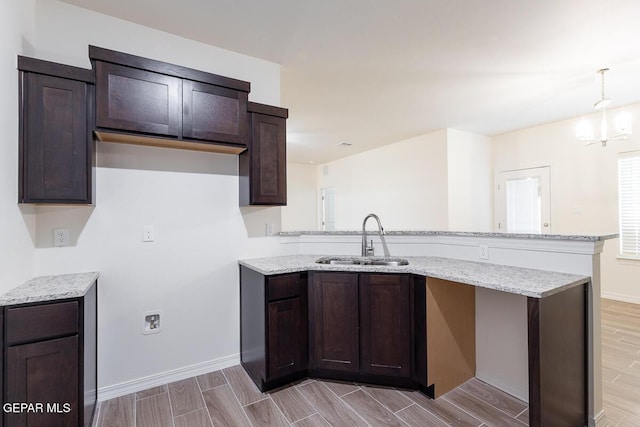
[240,230,616,427]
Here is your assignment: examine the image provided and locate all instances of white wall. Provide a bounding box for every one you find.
[313,128,493,233]
[0,0,37,293]
[492,105,640,303]
[447,129,493,231]
[316,130,450,230]
[282,163,317,231]
[26,0,290,394]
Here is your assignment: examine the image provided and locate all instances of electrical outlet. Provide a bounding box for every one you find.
[479,244,489,260]
[53,228,69,247]
[266,223,275,236]
[143,225,155,242]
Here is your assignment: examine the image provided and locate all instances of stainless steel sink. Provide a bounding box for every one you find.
[368,259,409,266]
[315,256,409,266]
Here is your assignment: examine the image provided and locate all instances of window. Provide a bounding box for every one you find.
[619,153,640,258]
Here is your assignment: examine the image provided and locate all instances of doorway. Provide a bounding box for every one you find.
[320,186,336,231]
[495,166,551,234]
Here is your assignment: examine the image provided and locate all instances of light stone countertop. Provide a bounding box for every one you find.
[239,255,589,298]
[0,272,99,306]
[279,230,618,241]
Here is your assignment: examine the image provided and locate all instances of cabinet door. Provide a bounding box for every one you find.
[95,61,182,137]
[6,335,79,427]
[360,274,411,377]
[21,73,91,203]
[267,297,307,380]
[182,80,247,145]
[248,113,286,205]
[309,272,359,372]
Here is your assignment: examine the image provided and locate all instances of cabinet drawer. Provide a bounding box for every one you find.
[6,301,79,344]
[267,273,303,301]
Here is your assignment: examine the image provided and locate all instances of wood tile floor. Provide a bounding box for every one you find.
[95,298,640,427]
[95,365,528,426]
[601,298,640,426]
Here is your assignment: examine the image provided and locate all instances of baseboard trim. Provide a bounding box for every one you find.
[591,409,608,427]
[97,353,240,402]
[601,291,640,305]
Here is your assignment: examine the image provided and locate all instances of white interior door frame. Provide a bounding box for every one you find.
[495,166,551,233]
[319,186,336,231]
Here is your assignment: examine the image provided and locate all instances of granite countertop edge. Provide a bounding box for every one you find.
[238,256,590,299]
[279,230,618,242]
[0,272,99,306]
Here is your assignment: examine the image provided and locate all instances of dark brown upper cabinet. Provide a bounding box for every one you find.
[182,80,247,145]
[90,46,249,155]
[239,102,288,206]
[18,56,95,204]
[94,61,182,137]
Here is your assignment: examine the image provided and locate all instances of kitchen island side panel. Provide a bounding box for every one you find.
[240,266,266,389]
[528,283,587,427]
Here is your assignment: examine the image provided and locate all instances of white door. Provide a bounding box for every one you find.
[320,187,336,231]
[495,167,551,234]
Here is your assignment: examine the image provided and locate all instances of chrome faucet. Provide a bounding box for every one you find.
[362,213,385,256]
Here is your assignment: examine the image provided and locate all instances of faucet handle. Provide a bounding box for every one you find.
[365,239,375,256]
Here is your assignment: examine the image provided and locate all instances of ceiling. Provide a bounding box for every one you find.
[61,0,640,164]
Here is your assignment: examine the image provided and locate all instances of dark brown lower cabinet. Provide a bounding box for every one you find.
[309,272,359,373]
[308,272,425,389]
[1,281,97,427]
[240,266,307,391]
[360,274,411,377]
[240,268,426,392]
[240,266,426,391]
[268,297,305,379]
[6,336,78,427]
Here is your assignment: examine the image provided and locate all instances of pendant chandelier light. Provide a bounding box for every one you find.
[576,68,631,147]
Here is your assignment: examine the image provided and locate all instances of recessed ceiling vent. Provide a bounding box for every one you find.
[337,142,352,147]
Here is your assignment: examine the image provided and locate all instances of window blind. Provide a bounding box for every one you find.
[619,154,640,258]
